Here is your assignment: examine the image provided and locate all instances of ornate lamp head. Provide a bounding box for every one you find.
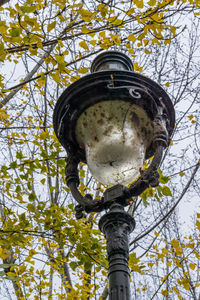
[53,51,175,216]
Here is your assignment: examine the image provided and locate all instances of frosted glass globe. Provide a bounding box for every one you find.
[75,101,153,186]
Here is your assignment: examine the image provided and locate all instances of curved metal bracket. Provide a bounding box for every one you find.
[65,145,164,219]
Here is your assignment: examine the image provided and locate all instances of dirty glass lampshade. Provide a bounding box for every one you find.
[75,100,153,186]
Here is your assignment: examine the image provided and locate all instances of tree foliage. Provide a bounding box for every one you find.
[0,0,200,299]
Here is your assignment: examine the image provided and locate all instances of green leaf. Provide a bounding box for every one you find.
[0,42,4,55]
[10,161,17,169]
[159,175,170,184]
[0,263,16,269]
[79,40,89,51]
[20,5,37,13]
[19,212,26,222]
[27,204,35,213]
[69,261,78,271]
[11,28,20,37]
[40,178,46,185]
[15,185,21,193]
[29,192,37,201]
[155,194,161,202]
[162,186,172,197]
[79,169,85,177]
[41,73,45,80]
[47,21,56,32]
[16,151,23,159]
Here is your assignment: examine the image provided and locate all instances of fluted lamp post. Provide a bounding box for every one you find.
[53,51,175,300]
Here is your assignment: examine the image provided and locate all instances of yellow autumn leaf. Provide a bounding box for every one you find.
[127,34,136,43]
[161,275,168,283]
[134,62,143,72]
[40,131,47,139]
[143,39,149,46]
[90,40,97,46]
[145,48,151,54]
[161,289,168,296]
[164,39,171,45]
[171,238,180,249]
[165,82,170,87]
[133,0,144,8]
[148,262,154,268]
[188,114,194,120]
[79,183,86,195]
[51,74,60,83]
[54,54,65,65]
[196,220,200,230]
[173,286,180,295]
[98,4,108,18]
[79,9,94,22]
[110,34,121,45]
[126,8,135,15]
[179,172,185,177]
[49,242,59,249]
[78,67,88,74]
[183,279,190,290]
[147,0,156,6]
[70,75,81,82]
[195,283,200,287]
[40,178,46,185]
[0,109,9,121]
[81,25,90,34]
[99,31,106,38]
[0,247,10,259]
[189,263,196,270]
[108,17,123,26]
[79,40,89,51]
[29,249,37,256]
[152,38,161,45]
[170,26,176,36]
[128,49,135,55]
[6,272,16,277]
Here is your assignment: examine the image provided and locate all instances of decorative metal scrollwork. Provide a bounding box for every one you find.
[129,87,143,99]
[107,83,151,98]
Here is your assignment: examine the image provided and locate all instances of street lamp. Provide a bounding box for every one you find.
[53,51,175,299]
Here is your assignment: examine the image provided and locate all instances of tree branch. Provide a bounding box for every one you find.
[130,159,200,246]
[0,46,54,109]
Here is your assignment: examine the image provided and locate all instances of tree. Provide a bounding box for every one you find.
[0,0,199,299]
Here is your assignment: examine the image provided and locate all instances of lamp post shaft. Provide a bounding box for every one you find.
[99,203,135,300]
